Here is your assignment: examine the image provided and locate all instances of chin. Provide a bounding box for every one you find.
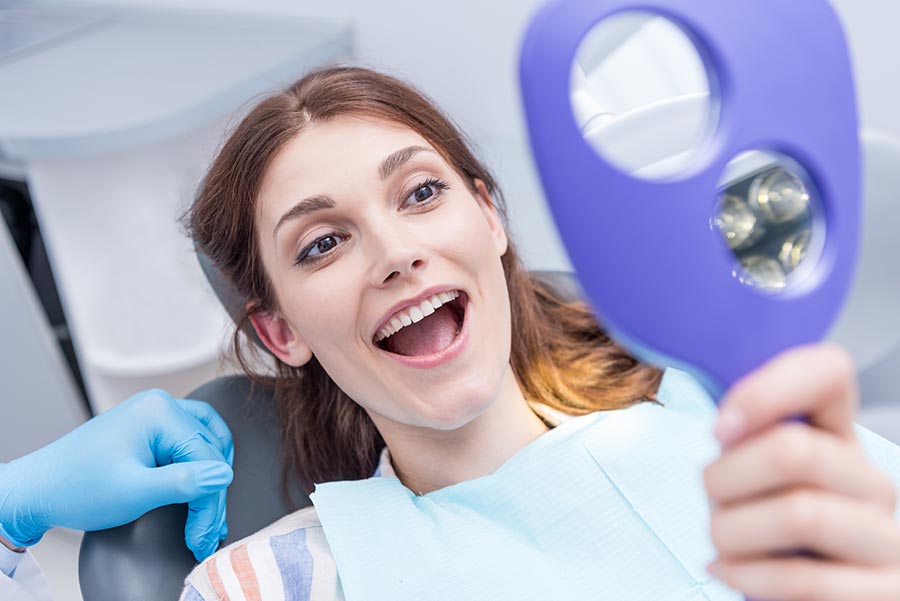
[415,381,499,431]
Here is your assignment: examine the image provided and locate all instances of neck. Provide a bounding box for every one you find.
[374,366,550,495]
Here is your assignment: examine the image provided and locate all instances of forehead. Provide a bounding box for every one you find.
[261,116,436,200]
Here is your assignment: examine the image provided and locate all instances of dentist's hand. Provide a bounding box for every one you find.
[703,342,900,600]
[0,389,234,562]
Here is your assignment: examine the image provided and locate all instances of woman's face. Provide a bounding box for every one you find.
[252,115,512,431]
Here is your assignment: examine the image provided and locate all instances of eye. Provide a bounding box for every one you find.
[296,233,346,266]
[403,177,449,208]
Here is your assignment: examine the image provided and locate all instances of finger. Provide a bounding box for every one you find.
[133,461,233,507]
[175,398,235,465]
[716,342,859,447]
[214,489,227,542]
[709,488,900,566]
[184,489,228,561]
[708,556,900,601]
[705,423,897,512]
[185,490,226,562]
[219,504,229,542]
[212,489,227,551]
[140,394,230,467]
[160,428,228,469]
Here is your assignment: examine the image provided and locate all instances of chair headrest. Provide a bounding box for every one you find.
[198,250,269,351]
[198,251,249,331]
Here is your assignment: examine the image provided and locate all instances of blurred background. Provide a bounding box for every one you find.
[1,1,898,599]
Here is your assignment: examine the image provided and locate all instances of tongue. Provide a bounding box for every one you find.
[385,304,459,357]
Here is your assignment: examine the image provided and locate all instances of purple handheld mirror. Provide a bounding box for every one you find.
[519,0,861,401]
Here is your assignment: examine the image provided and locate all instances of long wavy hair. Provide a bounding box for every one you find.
[186,66,664,502]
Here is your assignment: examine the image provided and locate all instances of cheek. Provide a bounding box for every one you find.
[452,203,513,366]
[438,201,503,263]
[293,301,371,400]
[280,275,360,357]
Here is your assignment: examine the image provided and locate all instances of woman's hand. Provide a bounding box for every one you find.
[703,342,900,600]
[0,389,234,562]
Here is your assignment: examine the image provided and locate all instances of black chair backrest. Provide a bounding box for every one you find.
[78,255,582,601]
[79,376,291,601]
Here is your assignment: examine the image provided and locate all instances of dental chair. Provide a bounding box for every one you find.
[77,254,583,601]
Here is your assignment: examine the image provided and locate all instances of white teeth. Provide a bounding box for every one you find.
[374,289,461,343]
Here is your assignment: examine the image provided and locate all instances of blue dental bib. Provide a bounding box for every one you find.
[310,369,740,600]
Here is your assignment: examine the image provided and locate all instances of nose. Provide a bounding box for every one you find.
[369,223,428,286]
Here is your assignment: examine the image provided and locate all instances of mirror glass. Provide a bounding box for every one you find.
[571,11,716,180]
[712,150,825,294]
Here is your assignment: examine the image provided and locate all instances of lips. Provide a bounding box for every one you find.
[374,291,461,344]
[373,291,471,369]
[371,286,466,345]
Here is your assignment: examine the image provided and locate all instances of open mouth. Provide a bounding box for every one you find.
[373,290,468,358]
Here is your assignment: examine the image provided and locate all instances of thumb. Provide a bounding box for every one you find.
[138,461,234,507]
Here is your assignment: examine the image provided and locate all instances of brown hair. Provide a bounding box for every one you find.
[187,66,663,503]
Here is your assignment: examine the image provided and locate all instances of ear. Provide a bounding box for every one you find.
[473,178,508,256]
[247,304,313,367]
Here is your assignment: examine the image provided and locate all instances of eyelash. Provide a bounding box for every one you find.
[294,177,450,267]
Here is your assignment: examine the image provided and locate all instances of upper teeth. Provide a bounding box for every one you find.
[374,290,460,343]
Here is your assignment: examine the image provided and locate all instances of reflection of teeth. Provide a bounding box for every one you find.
[375,290,460,343]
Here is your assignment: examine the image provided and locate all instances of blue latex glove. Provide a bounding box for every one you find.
[0,389,234,562]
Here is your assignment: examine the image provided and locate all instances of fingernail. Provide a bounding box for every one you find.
[715,408,746,447]
[198,461,234,493]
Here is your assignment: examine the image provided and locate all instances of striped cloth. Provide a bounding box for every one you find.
[181,484,345,601]
[179,402,572,601]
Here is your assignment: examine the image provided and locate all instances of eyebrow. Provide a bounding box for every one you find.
[272,193,335,240]
[272,145,437,240]
[378,144,434,180]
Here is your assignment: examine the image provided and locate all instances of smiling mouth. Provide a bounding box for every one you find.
[374,292,468,357]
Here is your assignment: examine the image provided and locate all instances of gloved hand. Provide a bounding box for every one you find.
[0,389,234,562]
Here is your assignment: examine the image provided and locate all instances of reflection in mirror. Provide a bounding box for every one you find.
[712,151,825,294]
[571,11,715,180]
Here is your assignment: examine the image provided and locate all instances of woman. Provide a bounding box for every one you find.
[180,66,900,600]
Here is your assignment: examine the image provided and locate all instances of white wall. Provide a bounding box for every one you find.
[41,0,570,270]
[41,0,900,273]
[829,0,900,140]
